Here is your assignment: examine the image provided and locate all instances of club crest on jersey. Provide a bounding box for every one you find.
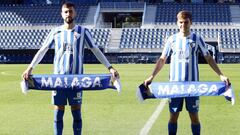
[74,32,80,39]
[189,42,196,48]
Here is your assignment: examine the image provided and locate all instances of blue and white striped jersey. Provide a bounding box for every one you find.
[162,32,209,82]
[29,25,111,74]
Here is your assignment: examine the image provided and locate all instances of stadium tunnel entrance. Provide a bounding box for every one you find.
[101,12,143,28]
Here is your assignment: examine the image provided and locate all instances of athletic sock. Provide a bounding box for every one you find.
[71,109,82,135]
[168,122,177,135]
[191,123,201,135]
[54,109,64,135]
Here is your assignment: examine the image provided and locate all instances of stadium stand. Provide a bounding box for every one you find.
[3,27,239,51]
[120,28,165,49]
[119,28,240,51]
[0,28,111,49]
[0,29,50,49]
[220,28,240,49]
[0,4,90,26]
[90,28,112,47]
[0,1,240,64]
[100,2,144,9]
[155,3,231,24]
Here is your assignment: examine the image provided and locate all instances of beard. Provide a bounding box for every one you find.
[65,17,74,24]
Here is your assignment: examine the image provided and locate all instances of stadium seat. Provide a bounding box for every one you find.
[0,4,90,26]
[155,3,231,23]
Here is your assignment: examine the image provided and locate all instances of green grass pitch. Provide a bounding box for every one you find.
[0,64,239,135]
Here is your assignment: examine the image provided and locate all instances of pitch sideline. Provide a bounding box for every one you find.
[139,98,167,135]
[1,71,18,76]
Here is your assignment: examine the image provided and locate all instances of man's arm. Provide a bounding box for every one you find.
[22,30,54,80]
[197,35,230,86]
[84,28,119,78]
[204,54,230,86]
[144,35,171,86]
[90,47,119,79]
[22,45,50,80]
[144,55,167,86]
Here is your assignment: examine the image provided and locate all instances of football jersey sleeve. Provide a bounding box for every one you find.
[197,36,209,56]
[29,29,55,68]
[84,28,97,49]
[161,36,172,58]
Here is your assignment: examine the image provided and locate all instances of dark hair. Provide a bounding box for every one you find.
[61,1,75,9]
[177,10,192,21]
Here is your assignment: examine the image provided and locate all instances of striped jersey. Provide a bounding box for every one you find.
[29,25,111,74]
[162,32,209,82]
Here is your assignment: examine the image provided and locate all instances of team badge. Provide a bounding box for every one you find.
[74,32,80,39]
[189,42,196,48]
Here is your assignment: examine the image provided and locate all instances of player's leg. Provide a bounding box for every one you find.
[68,91,83,135]
[168,112,180,135]
[189,113,200,135]
[168,98,184,135]
[186,97,201,135]
[54,105,65,135]
[71,105,82,135]
[52,91,68,135]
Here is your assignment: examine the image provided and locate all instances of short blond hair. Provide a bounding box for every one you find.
[177,10,192,21]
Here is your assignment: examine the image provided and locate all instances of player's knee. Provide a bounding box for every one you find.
[189,113,200,124]
[54,105,65,110]
[191,119,200,124]
[71,105,81,110]
[169,112,179,123]
[169,118,178,123]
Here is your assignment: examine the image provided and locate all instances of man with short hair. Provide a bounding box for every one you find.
[22,2,119,135]
[144,10,230,135]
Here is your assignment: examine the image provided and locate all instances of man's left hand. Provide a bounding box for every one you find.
[220,75,231,86]
[109,67,120,79]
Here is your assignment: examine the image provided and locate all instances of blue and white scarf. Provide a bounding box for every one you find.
[137,82,235,105]
[21,74,121,94]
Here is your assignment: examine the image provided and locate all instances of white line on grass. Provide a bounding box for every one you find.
[1,71,18,76]
[139,98,167,135]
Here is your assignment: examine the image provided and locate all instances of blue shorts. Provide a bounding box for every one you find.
[169,97,199,113]
[52,89,82,105]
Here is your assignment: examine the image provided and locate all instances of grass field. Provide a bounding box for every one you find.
[0,64,240,135]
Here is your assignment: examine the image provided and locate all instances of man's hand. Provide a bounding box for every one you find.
[144,75,154,87]
[22,67,33,81]
[220,75,231,86]
[109,67,119,79]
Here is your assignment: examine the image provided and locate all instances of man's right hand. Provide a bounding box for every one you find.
[144,75,154,87]
[22,67,33,81]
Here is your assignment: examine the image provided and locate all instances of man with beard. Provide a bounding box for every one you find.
[22,2,119,135]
